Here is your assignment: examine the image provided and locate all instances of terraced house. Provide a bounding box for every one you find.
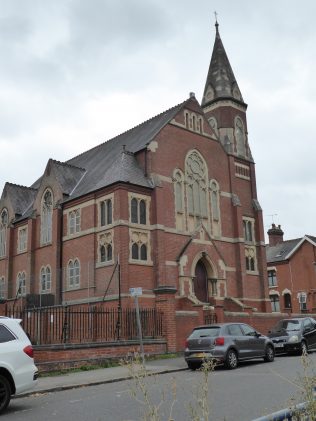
[0,22,271,351]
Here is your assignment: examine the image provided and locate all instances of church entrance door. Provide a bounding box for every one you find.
[194,260,208,303]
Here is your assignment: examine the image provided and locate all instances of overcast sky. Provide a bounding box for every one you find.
[0,0,315,241]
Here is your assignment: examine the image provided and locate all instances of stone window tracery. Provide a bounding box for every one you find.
[99,232,113,264]
[130,194,149,225]
[130,231,149,262]
[186,151,208,221]
[245,246,256,272]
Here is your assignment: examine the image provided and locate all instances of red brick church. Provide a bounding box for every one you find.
[0,22,271,351]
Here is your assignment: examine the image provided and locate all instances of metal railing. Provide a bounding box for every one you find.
[5,305,164,345]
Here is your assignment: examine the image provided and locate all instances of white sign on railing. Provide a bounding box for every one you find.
[129,287,143,297]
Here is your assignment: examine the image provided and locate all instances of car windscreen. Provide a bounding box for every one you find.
[273,320,302,332]
[189,327,220,338]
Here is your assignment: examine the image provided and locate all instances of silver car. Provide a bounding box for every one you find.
[184,323,275,370]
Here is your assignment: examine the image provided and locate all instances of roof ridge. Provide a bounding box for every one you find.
[5,182,37,191]
[67,98,189,163]
[50,159,85,172]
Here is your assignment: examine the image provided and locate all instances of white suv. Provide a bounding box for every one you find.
[0,317,38,413]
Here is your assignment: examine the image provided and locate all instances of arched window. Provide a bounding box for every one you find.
[210,181,220,221]
[235,118,246,156]
[40,266,51,292]
[243,219,254,242]
[208,117,218,136]
[69,210,80,234]
[100,199,112,226]
[100,245,106,262]
[131,198,138,223]
[245,247,256,272]
[270,294,280,312]
[41,190,53,244]
[17,272,26,297]
[0,209,8,257]
[185,151,208,220]
[130,231,149,262]
[284,293,292,309]
[132,243,139,260]
[68,259,80,289]
[130,197,148,225]
[174,170,184,213]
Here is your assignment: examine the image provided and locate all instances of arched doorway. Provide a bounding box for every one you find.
[194,260,208,303]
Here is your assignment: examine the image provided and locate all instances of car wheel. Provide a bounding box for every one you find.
[300,341,308,356]
[225,349,238,369]
[0,375,11,413]
[187,361,201,370]
[264,345,275,362]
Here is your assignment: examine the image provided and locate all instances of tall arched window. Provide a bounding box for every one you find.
[17,272,26,297]
[185,151,208,220]
[0,209,8,257]
[0,277,5,299]
[174,170,184,213]
[40,266,51,292]
[235,117,246,156]
[41,190,53,244]
[69,210,80,234]
[68,259,80,289]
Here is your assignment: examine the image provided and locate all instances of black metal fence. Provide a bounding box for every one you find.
[5,305,164,345]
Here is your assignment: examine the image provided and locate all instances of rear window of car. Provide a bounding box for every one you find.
[189,327,220,338]
[0,324,16,343]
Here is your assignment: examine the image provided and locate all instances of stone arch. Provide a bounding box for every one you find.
[190,252,218,303]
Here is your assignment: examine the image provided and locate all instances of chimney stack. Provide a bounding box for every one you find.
[267,224,284,246]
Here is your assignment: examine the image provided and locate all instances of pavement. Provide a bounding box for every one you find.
[21,357,188,397]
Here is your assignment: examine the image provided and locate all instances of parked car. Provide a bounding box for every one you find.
[268,317,316,355]
[0,317,38,413]
[184,322,275,370]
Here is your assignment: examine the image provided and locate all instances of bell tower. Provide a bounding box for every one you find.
[202,20,252,162]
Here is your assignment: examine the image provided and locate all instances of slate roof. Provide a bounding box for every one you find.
[3,183,37,217]
[202,22,244,107]
[266,235,316,263]
[64,99,188,198]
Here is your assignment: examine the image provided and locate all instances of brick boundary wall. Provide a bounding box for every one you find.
[34,340,167,372]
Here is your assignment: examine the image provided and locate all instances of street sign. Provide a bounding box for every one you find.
[129,287,143,297]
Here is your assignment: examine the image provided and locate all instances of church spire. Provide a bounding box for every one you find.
[202,19,244,107]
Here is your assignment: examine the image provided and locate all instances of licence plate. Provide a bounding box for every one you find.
[274,343,284,348]
[192,353,208,358]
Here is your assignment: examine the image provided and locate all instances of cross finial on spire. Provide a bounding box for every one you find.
[214,11,219,33]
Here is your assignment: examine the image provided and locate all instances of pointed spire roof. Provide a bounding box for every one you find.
[202,20,244,107]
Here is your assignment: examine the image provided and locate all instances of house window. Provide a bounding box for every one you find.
[0,277,5,299]
[41,190,53,245]
[186,151,208,219]
[245,246,256,272]
[40,266,51,293]
[284,293,292,309]
[130,231,149,262]
[18,227,28,252]
[69,210,80,234]
[17,272,26,297]
[270,294,280,312]
[298,292,307,311]
[268,270,277,287]
[100,199,112,226]
[68,259,80,289]
[0,209,8,257]
[98,232,113,264]
[243,218,254,242]
[130,197,148,225]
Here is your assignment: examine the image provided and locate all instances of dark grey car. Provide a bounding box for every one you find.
[268,317,316,355]
[184,323,275,370]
